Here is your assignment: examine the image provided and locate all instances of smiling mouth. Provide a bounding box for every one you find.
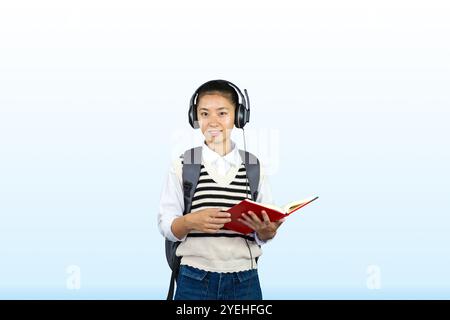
[208,130,222,136]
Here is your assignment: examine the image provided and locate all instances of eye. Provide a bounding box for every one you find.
[220,112,228,116]
[200,112,208,117]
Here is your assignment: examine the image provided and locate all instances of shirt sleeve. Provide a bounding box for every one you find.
[157,158,187,242]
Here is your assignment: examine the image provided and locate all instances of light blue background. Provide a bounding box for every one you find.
[1,0,449,299]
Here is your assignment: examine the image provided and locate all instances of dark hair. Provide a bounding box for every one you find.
[196,80,239,108]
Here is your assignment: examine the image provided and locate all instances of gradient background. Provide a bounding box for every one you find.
[0,0,449,299]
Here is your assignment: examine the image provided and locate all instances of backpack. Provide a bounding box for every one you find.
[165,146,261,300]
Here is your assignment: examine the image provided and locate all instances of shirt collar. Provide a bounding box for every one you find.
[202,140,242,167]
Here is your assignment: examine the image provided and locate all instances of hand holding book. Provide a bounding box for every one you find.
[238,210,286,241]
[223,196,319,235]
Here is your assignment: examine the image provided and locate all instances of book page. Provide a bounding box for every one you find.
[258,203,283,213]
[283,202,304,214]
[283,197,318,214]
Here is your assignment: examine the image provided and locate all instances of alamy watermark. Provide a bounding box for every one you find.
[66,265,81,290]
[169,127,280,176]
[366,265,381,290]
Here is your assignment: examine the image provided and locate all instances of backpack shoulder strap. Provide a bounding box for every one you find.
[181,146,203,215]
[166,146,203,300]
[238,150,260,201]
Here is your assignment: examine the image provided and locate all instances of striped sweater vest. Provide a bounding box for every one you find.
[176,160,262,273]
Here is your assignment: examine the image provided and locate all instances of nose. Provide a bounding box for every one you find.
[208,113,221,125]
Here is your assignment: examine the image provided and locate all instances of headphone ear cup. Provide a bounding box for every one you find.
[235,104,245,128]
[189,90,200,129]
[188,104,194,128]
[188,103,200,129]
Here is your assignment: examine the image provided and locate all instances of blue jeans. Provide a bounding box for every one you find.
[174,265,263,300]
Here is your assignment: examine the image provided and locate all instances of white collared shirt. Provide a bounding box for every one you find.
[202,140,243,176]
[158,140,273,245]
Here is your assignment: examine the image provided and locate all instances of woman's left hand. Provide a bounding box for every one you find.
[238,210,285,241]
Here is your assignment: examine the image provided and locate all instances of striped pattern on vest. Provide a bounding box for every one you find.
[191,163,251,212]
[176,161,262,272]
[190,164,251,212]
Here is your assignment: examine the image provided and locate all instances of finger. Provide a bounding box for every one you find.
[241,212,257,225]
[238,218,256,231]
[261,211,271,225]
[275,219,285,227]
[210,218,232,224]
[243,214,260,230]
[247,211,263,225]
[204,228,220,233]
[206,223,224,230]
[214,211,232,218]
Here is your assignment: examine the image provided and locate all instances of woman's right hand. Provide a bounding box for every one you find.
[185,208,232,233]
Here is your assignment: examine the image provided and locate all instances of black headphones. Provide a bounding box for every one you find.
[188,79,250,129]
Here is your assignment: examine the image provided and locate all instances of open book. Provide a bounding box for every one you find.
[223,196,319,235]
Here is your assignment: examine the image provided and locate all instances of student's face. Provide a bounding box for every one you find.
[196,93,235,146]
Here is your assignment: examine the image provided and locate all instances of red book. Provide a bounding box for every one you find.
[224,196,319,235]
